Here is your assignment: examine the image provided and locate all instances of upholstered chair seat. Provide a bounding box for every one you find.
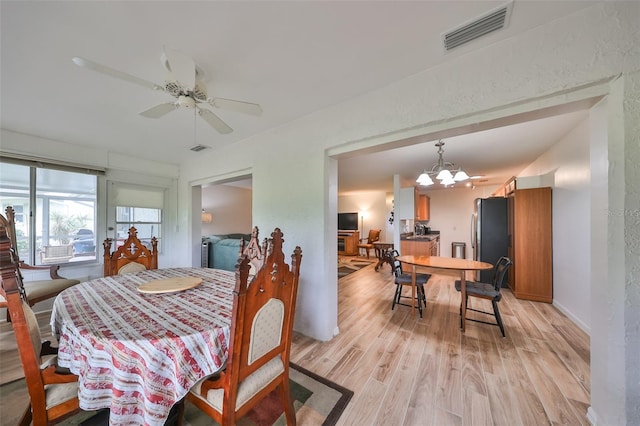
[191,357,284,412]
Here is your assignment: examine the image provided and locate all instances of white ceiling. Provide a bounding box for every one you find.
[1,1,597,193]
[338,108,589,193]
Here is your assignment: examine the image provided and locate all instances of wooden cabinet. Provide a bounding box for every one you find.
[492,176,516,197]
[416,193,430,220]
[338,231,359,255]
[400,237,439,257]
[430,237,439,256]
[508,187,553,302]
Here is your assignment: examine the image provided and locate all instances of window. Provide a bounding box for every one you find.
[115,206,162,251]
[109,182,165,252]
[0,159,100,265]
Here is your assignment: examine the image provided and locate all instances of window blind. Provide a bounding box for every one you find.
[109,182,165,209]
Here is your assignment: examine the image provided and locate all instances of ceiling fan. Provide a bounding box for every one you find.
[72,48,262,134]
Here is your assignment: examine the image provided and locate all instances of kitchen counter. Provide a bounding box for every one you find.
[400,233,440,241]
[400,233,440,256]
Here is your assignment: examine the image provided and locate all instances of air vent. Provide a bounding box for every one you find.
[443,2,512,51]
[189,144,210,152]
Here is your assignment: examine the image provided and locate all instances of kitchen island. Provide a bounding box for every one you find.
[400,232,440,257]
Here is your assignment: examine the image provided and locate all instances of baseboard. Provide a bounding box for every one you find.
[586,406,598,425]
[552,300,590,335]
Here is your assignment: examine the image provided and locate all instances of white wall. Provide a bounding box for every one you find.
[519,118,591,332]
[201,185,252,236]
[338,191,388,242]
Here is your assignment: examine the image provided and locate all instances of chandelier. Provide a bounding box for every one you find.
[416,140,469,186]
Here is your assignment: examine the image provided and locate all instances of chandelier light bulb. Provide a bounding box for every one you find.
[453,170,469,181]
[441,176,456,186]
[416,172,434,186]
[436,169,453,181]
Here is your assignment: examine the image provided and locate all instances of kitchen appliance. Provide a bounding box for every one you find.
[414,223,430,235]
[471,197,509,285]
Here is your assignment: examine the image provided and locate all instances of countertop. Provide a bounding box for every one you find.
[400,232,440,241]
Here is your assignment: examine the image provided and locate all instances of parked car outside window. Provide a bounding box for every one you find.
[72,229,95,256]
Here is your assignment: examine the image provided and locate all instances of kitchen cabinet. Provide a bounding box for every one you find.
[492,176,516,197]
[508,187,552,302]
[416,194,430,220]
[400,237,439,257]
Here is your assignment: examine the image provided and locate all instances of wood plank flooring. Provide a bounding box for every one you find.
[290,259,591,425]
[1,259,590,425]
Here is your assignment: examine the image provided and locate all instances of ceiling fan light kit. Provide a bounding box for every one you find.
[416,140,469,187]
[178,95,196,109]
[71,47,262,137]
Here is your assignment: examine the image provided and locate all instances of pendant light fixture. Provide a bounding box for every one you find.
[416,140,469,187]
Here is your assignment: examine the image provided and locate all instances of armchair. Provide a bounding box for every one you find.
[357,229,381,258]
[0,207,80,320]
[0,212,81,425]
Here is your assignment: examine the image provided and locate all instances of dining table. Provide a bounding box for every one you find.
[50,267,236,426]
[395,255,493,330]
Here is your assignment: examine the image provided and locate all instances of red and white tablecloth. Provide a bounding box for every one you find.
[51,267,235,426]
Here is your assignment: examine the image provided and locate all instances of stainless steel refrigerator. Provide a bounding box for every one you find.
[471,197,509,285]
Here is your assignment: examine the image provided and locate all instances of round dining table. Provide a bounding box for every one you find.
[51,267,235,426]
[396,255,493,330]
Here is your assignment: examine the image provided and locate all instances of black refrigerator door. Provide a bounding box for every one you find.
[477,197,509,285]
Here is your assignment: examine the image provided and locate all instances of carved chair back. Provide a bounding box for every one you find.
[187,227,303,425]
[103,227,158,276]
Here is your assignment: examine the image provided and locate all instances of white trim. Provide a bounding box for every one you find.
[586,406,598,425]
[552,301,590,335]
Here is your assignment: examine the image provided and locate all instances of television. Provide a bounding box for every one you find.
[338,212,358,231]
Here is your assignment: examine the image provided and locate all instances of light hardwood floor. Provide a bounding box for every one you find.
[1,260,590,425]
[291,260,590,425]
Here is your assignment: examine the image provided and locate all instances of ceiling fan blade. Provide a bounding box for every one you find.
[72,57,163,91]
[139,103,178,118]
[163,47,195,91]
[208,97,263,116]
[198,108,233,134]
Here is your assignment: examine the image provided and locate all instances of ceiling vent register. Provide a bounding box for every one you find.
[443,2,512,51]
[189,144,210,152]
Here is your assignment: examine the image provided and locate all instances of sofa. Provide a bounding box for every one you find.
[203,233,252,272]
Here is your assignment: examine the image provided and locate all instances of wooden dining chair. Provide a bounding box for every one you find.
[454,256,513,337]
[357,229,381,258]
[0,214,81,426]
[103,226,158,276]
[391,251,431,318]
[1,207,80,321]
[186,227,303,426]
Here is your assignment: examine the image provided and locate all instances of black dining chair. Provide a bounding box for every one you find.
[454,256,513,337]
[391,252,431,318]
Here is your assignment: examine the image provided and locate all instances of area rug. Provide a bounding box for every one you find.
[338,257,375,279]
[0,363,353,426]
